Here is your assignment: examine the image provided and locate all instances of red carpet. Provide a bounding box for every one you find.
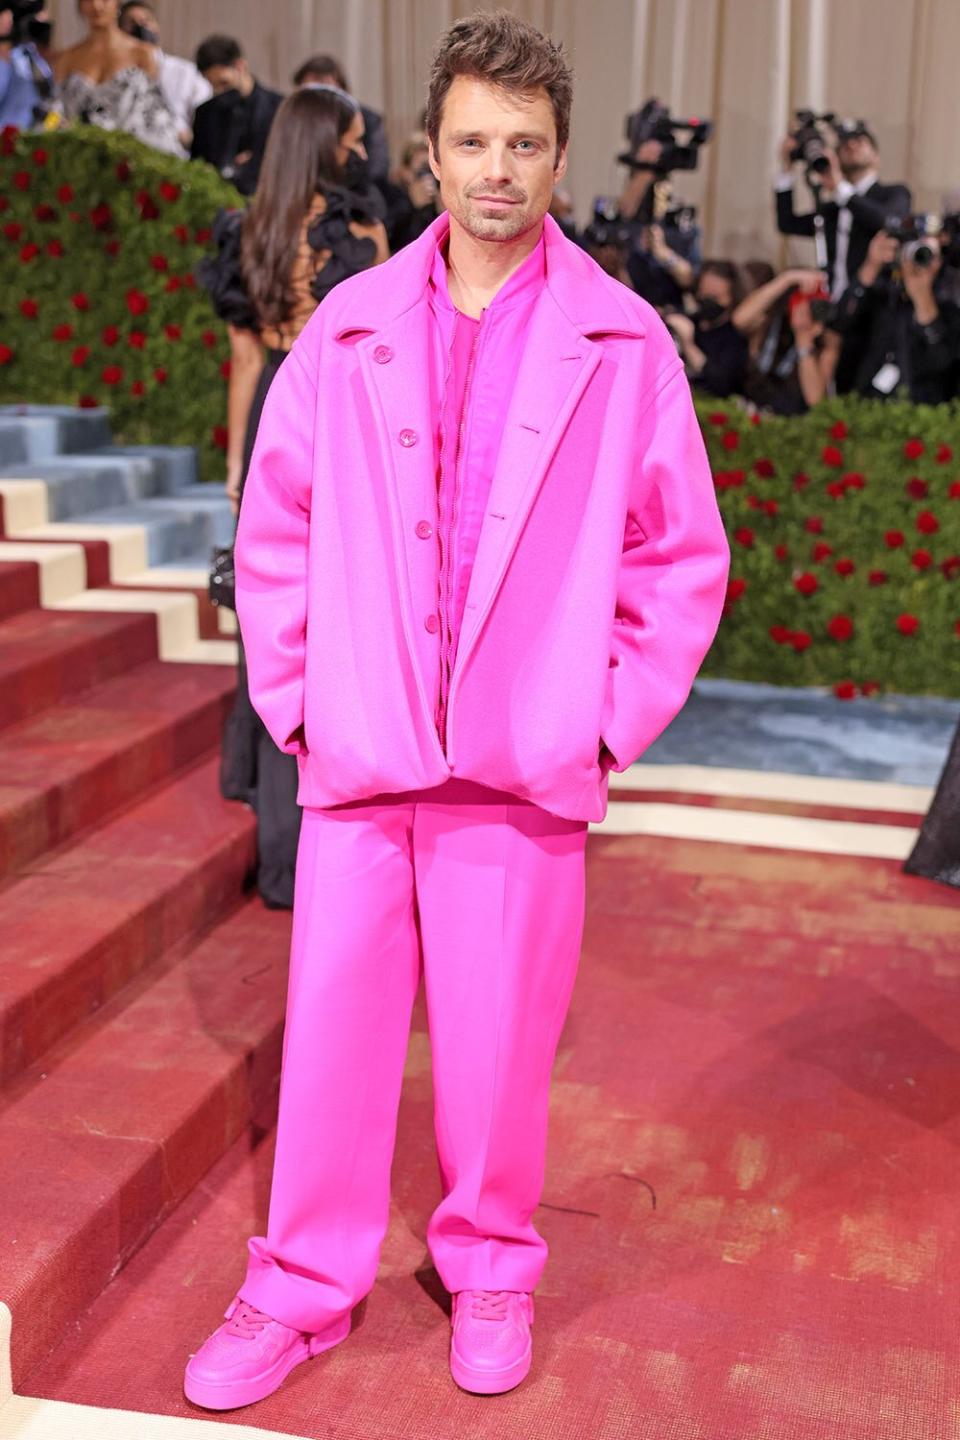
[22,833,960,1439]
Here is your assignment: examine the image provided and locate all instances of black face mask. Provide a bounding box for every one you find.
[342,149,369,191]
[695,297,727,326]
[126,20,160,44]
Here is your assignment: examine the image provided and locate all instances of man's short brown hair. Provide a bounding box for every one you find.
[425,9,573,162]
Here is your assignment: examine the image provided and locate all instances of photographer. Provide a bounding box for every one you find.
[191,34,282,194]
[0,2,55,130]
[663,260,749,398]
[733,265,838,412]
[380,131,440,252]
[118,1,210,152]
[774,117,911,299]
[617,138,701,308]
[831,222,960,403]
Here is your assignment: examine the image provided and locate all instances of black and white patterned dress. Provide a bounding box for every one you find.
[60,65,183,156]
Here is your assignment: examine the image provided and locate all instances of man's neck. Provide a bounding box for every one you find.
[444,215,543,319]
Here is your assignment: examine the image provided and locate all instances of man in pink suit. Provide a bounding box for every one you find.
[184,9,729,1412]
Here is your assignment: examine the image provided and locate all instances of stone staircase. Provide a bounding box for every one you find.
[0,406,291,1387]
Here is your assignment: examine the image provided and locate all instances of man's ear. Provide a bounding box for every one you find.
[554,144,569,185]
[427,138,441,185]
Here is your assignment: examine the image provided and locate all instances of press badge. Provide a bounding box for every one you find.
[871,362,901,394]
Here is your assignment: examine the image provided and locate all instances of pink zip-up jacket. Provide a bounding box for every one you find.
[234,212,730,823]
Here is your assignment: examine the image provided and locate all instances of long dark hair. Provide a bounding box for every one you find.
[241,86,359,328]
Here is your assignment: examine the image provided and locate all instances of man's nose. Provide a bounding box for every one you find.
[482,145,514,182]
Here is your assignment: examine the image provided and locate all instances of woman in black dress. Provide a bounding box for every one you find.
[200,85,388,907]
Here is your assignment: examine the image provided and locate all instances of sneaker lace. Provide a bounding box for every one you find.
[225,1301,272,1337]
[468,1289,511,1320]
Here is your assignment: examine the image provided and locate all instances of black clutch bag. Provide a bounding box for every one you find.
[208,545,236,611]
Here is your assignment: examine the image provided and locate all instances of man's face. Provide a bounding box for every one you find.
[119,4,158,42]
[204,60,249,97]
[428,75,567,244]
[838,134,877,177]
[697,271,732,312]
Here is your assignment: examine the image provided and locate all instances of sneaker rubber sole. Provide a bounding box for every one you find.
[184,1311,350,1411]
[449,1336,533,1395]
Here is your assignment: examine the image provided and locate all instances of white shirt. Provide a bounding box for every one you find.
[157,50,211,143]
[831,169,878,299]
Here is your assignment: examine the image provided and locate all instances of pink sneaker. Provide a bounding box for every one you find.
[184,1295,350,1411]
[449,1289,534,1394]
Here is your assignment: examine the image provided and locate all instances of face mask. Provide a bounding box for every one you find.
[127,20,159,44]
[342,149,369,190]
[696,297,726,325]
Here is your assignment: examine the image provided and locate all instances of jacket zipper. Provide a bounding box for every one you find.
[438,315,483,752]
[434,319,458,747]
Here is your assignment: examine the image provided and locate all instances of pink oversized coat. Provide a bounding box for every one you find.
[234,212,730,823]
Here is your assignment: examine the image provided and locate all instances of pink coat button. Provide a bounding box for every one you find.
[399,429,418,447]
[373,345,393,364]
[415,520,433,539]
[424,613,439,634]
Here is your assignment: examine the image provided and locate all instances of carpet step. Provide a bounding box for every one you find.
[0,605,158,730]
[0,404,113,457]
[0,753,256,1085]
[0,454,164,516]
[0,659,236,881]
[0,892,291,1386]
[0,559,40,622]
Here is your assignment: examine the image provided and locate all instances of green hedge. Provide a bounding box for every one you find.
[699,395,960,698]
[0,124,238,478]
[2,128,959,696]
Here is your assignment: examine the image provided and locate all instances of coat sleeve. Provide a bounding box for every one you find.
[234,344,316,757]
[599,361,730,772]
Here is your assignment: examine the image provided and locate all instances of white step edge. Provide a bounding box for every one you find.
[613,763,933,815]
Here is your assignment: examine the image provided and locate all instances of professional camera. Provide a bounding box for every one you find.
[884,213,952,268]
[788,110,837,185]
[619,98,713,176]
[582,196,633,251]
[0,0,47,44]
[662,203,698,236]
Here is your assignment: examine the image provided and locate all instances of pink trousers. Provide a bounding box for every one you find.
[238,779,588,1333]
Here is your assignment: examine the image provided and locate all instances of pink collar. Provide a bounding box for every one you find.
[429,224,546,317]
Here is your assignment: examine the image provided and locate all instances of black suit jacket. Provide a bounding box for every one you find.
[191,80,283,195]
[775,178,912,290]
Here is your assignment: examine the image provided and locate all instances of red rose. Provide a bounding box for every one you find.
[896,614,919,635]
[821,445,843,467]
[90,202,113,231]
[102,365,123,385]
[830,420,848,441]
[201,330,217,348]
[861,681,881,697]
[769,625,791,645]
[843,471,866,490]
[149,254,169,271]
[19,298,38,319]
[153,367,168,383]
[734,527,754,547]
[172,223,190,244]
[911,549,933,570]
[721,430,740,451]
[164,323,182,341]
[936,444,953,464]
[746,494,762,512]
[916,510,940,534]
[125,288,149,316]
[77,395,99,409]
[826,480,846,498]
[941,556,960,579]
[884,530,904,548]
[0,344,14,366]
[34,202,57,222]
[3,221,23,240]
[13,170,30,191]
[128,331,147,349]
[46,239,63,258]
[183,274,197,289]
[19,243,39,261]
[212,425,229,450]
[868,570,888,586]
[102,325,119,346]
[115,159,131,182]
[812,541,833,561]
[804,516,824,534]
[131,380,146,397]
[906,477,929,499]
[791,631,812,652]
[52,323,73,341]
[57,183,74,203]
[104,239,121,257]
[159,180,181,202]
[949,482,960,498]
[834,558,855,576]
[904,438,925,460]
[726,578,747,602]
[708,411,728,425]
[71,346,91,367]
[753,458,775,478]
[794,572,818,596]
[31,147,47,166]
[194,226,213,244]
[71,292,90,311]
[827,614,854,642]
[136,189,160,220]
[0,197,7,213]
[220,358,232,380]
[833,681,857,700]
[762,499,778,516]
[164,275,182,292]
[774,543,789,561]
